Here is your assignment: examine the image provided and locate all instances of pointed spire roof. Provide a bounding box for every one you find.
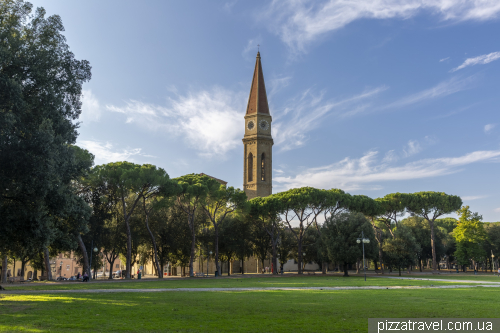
[246,52,270,115]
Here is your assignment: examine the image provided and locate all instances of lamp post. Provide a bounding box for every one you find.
[491,251,495,273]
[89,241,98,280]
[208,251,212,277]
[356,231,370,281]
[59,261,63,279]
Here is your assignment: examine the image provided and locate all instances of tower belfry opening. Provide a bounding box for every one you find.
[242,52,273,199]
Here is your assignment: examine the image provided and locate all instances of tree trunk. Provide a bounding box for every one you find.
[77,234,90,279]
[1,255,7,283]
[343,262,349,277]
[144,203,162,279]
[272,246,278,275]
[21,260,26,278]
[124,216,132,279]
[298,235,303,274]
[33,269,38,281]
[429,219,438,273]
[322,261,327,274]
[356,259,360,274]
[43,247,52,281]
[189,215,196,277]
[241,258,244,275]
[214,224,221,277]
[398,267,401,276]
[108,257,115,279]
[378,246,384,275]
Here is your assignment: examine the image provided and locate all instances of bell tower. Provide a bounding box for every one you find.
[243,52,273,200]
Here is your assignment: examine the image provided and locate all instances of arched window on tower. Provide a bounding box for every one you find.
[248,153,253,182]
[261,153,265,181]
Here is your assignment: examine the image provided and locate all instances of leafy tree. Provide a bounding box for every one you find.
[405,192,462,272]
[249,196,284,274]
[485,223,500,271]
[375,193,408,238]
[141,177,179,279]
[92,162,168,279]
[277,228,295,272]
[274,187,330,274]
[173,174,212,277]
[323,212,376,276]
[383,225,421,276]
[0,0,91,283]
[401,216,447,271]
[453,206,486,271]
[231,215,253,275]
[251,217,272,273]
[202,181,247,276]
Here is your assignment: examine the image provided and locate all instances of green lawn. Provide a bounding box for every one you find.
[1,275,482,291]
[1,287,498,332]
[402,274,500,282]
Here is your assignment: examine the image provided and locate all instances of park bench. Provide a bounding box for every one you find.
[8,277,28,284]
[195,272,207,277]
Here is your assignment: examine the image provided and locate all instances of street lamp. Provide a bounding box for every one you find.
[89,242,99,280]
[208,251,212,277]
[357,231,370,281]
[59,261,63,279]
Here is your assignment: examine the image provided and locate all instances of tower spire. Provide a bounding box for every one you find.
[246,52,270,115]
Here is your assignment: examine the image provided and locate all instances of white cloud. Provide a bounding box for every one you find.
[274,149,500,191]
[462,195,488,201]
[106,87,246,157]
[451,51,500,72]
[484,123,496,133]
[403,140,422,157]
[383,76,475,109]
[494,208,500,213]
[80,89,101,123]
[261,0,500,53]
[78,140,147,165]
[272,86,387,151]
[440,57,450,62]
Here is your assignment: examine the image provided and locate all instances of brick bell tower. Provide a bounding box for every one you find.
[243,52,273,200]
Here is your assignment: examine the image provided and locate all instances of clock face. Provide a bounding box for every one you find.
[259,120,269,130]
[247,121,255,130]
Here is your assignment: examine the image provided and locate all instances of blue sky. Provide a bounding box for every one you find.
[32,0,500,221]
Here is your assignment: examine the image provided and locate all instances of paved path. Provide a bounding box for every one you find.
[373,275,500,284]
[2,284,500,294]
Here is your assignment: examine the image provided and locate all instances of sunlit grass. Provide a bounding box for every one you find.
[2,274,483,291]
[1,288,499,332]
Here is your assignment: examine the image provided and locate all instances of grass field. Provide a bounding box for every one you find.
[0,274,486,291]
[1,287,499,332]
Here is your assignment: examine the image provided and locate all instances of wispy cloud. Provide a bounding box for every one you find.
[383,76,476,109]
[451,51,500,72]
[242,37,262,61]
[440,57,450,62]
[274,149,500,191]
[272,86,387,151]
[268,75,292,98]
[80,90,101,123]
[106,87,246,157]
[261,0,500,53]
[78,140,150,165]
[462,195,488,201]
[403,140,422,157]
[484,123,496,133]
